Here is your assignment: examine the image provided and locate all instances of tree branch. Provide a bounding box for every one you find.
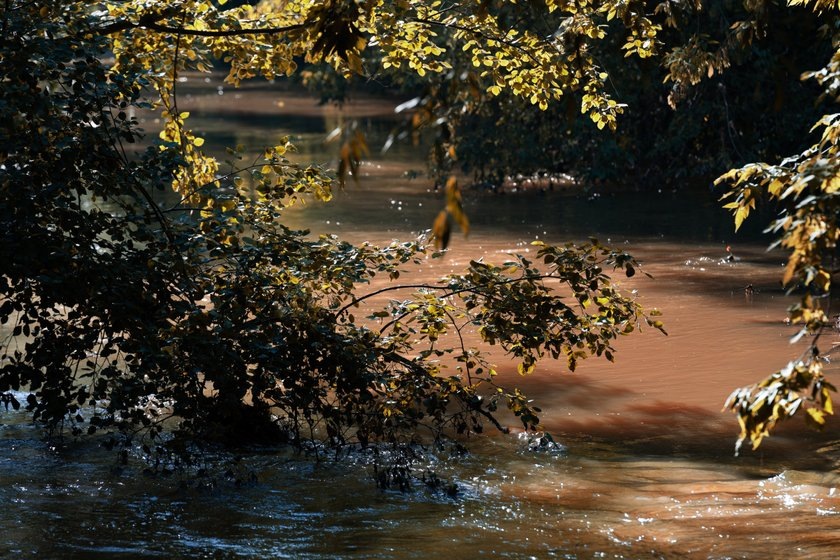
[384,351,510,435]
[336,274,554,316]
[94,10,308,38]
[143,20,309,37]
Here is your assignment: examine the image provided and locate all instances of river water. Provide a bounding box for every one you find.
[3,79,840,558]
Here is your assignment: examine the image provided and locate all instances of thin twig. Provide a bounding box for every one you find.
[95,10,308,38]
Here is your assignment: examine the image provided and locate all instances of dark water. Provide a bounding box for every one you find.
[4,78,840,558]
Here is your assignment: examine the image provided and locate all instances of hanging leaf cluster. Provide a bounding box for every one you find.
[716,0,840,451]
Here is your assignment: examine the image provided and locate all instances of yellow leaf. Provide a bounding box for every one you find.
[734,205,750,231]
[823,387,834,415]
[815,269,831,292]
[517,362,536,375]
[193,137,205,147]
[432,210,451,250]
[445,175,458,192]
[806,407,826,427]
[782,258,798,287]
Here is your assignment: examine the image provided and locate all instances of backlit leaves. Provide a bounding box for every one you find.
[372,0,665,127]
[725,359,835,454]
[716,36,840,450]
[717,113,840,295]
[101,0,684,227]
[789,0,840,12]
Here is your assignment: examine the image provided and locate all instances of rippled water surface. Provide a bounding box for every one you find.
[4,79,840,558]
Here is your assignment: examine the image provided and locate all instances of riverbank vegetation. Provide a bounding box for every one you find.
[1,0,838,480]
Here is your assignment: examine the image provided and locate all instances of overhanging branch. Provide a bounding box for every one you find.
[139,20,308,37]
[94,10,308,38]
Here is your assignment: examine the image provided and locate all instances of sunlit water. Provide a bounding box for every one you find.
[4,78,840,558]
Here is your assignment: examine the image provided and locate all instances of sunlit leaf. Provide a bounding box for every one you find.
[432,209,451,250]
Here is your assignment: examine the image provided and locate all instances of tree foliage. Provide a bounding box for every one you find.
[363,0,829,186]
[716,0,840,452]
[0,0,660,475]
